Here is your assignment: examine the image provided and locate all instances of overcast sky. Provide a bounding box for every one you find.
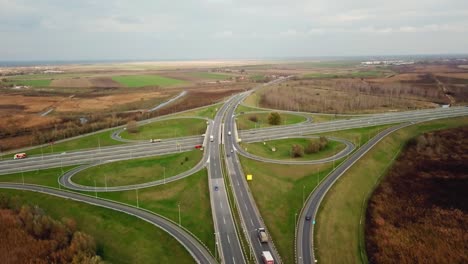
[1,0,468,60]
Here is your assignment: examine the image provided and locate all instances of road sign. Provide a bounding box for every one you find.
[246,174,253,181]
[313,220,316,225]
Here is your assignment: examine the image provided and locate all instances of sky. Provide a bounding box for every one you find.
[1,0,468,60]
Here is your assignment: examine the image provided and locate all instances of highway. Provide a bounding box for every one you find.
[296,123,411,264]
[208,94,245,264]
[0,183,216,264]
[223,91,283,264]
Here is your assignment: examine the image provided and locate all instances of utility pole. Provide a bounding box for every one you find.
[94,179,97,198]
[105,174,108,191]
[163,166,166,184]
[178,203,181,227]
[136,188,139,208]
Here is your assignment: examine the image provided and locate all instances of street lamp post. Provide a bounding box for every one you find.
[94,179,97,198]
[303,185,305,205]
[136,188,139,208]
[178,204,181,227]
[163,167,166,184]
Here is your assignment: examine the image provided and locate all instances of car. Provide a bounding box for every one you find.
[214,186,219,191]
[305,215,312,221]
[228,131,231,136]
[230,149,234,153]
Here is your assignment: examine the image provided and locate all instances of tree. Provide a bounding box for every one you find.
[268,112,281,125]
[248,115,258,123]
[291,144,304,158]
[126,120,138,133]
[305,141,320,154]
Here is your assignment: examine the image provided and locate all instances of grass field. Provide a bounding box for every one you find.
[192,72,231,80]
[314,124,394,147]
[0,166,77,188]
[7,79,52,87]
[101,168,215,255]
[303,71,385,79]
[315,116,468,264]
[0,189,195,264]
[73,150,203,187]
[236,112,306,130]
[120,118,207,140]
[174,103,222,119]
[241,138,346,160]
[235,104,268,114]
[239,156,338,264]
[112,75,185,87]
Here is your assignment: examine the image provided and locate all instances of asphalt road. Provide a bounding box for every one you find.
[223,91,283,264]
[208,94,245,264]
[296,123,411,264]
[0,183,216,264]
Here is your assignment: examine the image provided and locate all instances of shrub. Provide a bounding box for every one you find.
[268,112,281,125]
[291,144,304,158]
[126,120,139,133]
[248,115,258,122]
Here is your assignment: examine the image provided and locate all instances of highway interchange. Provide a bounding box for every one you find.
[1,77,468,263]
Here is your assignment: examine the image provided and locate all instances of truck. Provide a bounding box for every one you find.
[150,139,161,143]
[257,228,268,243]
[195,144,203,149]
[261,251,274,264]
[210,135,214,142]
[13,153,27,159]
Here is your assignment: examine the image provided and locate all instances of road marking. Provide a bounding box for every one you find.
[227,235,231,244]
[223,216,226,224]
[220,202,223,209]
[232,257,236,264]
[240,191,243,197]
[250,219,254,226]
[244,204,248,210]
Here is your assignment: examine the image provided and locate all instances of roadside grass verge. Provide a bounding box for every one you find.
[174,103,222,119]
[112,75,186,88]
[241,138,346,160]
[73,150,203,187]
[236,112,306,130]
[0,189,195,264]
[120,118,207,140]
[0,166,77,188]
[313,124,394,147]
[239,156,338,264]
[192,72,231,80]
[235,104,268,114]
[21,129,125,157]
[101,168,215,256]
[315,116,468,264]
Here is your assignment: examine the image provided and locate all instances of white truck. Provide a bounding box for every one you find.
[258,228,268,243]
[261,251,274,264]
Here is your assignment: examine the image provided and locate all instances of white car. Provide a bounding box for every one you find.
[228,131,231,136]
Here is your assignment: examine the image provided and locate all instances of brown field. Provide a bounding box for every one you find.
[365,127,468,264]
[89,77,122,88]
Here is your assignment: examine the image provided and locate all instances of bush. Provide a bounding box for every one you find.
[126,120,139,133]
[305,137,329,154]
[248,115,258,122]
[291,144,304,158]
[268,112,281,125]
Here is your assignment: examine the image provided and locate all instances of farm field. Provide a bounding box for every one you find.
[0,189,195,264]
[192,72,232,80]
[73,150,203,187]
[120,118,207,140]
[314,116,468,264]
[112,75,186,87]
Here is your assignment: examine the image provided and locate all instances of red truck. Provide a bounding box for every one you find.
[195,145,203,149]
[14,153,27,159]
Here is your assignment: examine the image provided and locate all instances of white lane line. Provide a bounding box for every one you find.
[240,191,243,197]
[223,216,226,224]
[220,202,223,209]
[250,218,254,226]
[232,257,236,264]
[227,235,231,244]
[244,204,248,210]
[237,180,239,186]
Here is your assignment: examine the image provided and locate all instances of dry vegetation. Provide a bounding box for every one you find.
[0,195,101,264]
[365,127,468,264]
[257,63,468,113]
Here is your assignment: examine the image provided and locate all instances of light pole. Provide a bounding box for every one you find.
[105,174,108,191]
[178,204,181,227]
[136,188,139,208]
[303,185,305,205]
[163,166,166,184]
[94,179,97,198]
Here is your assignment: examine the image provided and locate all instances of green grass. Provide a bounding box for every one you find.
[315,116,468,264]
[73,150,203,187]
[314,124,394,147]
[112,75,185,88]
[192,72,231,80]
[174,103,222,119]
[0,166,77,188]
[236,112,306,130]
[235,104,268,114]
[17,130,125,158]
[7,79,51,87]
[239,156,339,264]
[249,74,267,81]
[101,168,215,256]
[121,118,207,140]
[0,189,195,264]
[241,138,346,161]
